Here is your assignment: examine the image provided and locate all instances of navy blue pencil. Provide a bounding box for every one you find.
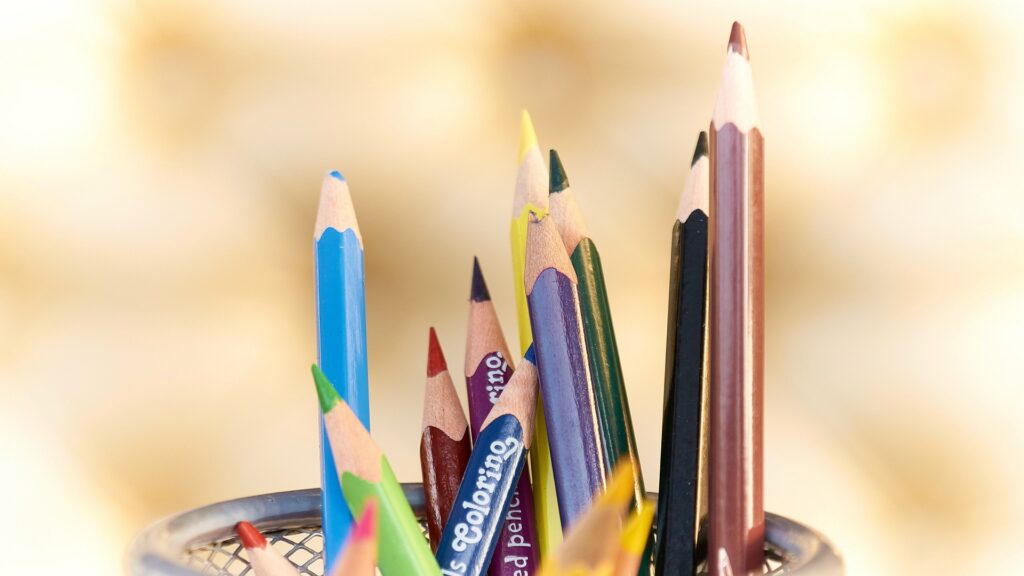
[436,348,540,576]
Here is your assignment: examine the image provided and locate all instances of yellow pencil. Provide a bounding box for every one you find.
[511,109,562,554]
[613,500,656,576]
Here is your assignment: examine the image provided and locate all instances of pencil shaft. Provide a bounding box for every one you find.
[570,238,651,575]
[656,215,710,575]
[315,226,370,569]
[422,427,472,550]
[527,267,605,528]
[436,415,530,576]
[512,201,562,553]
[341,457,442,576]
[466,351,540,576]
[709,123,765,575]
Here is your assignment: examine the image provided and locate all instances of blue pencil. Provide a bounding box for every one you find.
[436,347,540,576]
[315,171,371,571]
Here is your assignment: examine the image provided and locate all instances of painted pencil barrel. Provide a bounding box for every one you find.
[315,226,370,567]
[421,427,472,550]
[436,414,529,576]
[527,267,605,528]
[341,458,441,576]
[467,351,540,576]
[709,122,765,575]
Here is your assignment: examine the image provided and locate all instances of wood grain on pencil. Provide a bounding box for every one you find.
[328,499,378,576]
[421,328,472,551]
[709,21,765,576]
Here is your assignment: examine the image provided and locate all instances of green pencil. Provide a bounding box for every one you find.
[547,150,650,575]
[313,365,441,576]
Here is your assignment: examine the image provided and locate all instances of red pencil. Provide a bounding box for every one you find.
[420,327,472,551]
[235,522,300,576]
[709,21,765,576]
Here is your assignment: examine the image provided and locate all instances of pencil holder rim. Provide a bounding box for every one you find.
[126,486,843,575]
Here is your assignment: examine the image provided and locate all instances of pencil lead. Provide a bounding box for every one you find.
[328,170,345,182]
[524,343,537,365]
[312,364,341,414]
[692,131,709,166]
[470,257,491,302]
[518,109,539,164]
[353,499,378,541]
[728,21,749,60]
[427,327,448,377]
[619,499,656,554]
[235,521,268,550]
[549,150,569,194]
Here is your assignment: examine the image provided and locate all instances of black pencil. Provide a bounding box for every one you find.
[656,132,710,576]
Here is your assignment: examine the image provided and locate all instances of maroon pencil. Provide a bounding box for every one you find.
[420,327,472,551]
[465,258,540,575]
[708,22,765,576]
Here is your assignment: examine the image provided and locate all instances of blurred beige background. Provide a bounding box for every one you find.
[2,1,1023,574]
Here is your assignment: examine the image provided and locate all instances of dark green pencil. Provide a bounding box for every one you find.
[547,150,650,575]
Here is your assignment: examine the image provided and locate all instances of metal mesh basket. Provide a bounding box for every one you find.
[127,486,843,575]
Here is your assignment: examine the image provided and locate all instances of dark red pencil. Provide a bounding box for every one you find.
[420,327,472,551]
[708,21,765,576]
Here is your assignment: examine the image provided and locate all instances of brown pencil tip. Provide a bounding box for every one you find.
[427,327,448,377]
[728,21,748,59]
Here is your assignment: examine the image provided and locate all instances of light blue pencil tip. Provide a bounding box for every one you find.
[328,170,345,181]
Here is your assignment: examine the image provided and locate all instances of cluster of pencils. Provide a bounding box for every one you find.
[233,21,764,576]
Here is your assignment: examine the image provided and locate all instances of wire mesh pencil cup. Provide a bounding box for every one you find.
[128,485,843,575]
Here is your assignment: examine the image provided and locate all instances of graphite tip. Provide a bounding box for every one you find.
[692,131,709,166]
[470,257,491,302]
[427,327,448,377]
[728,21,749,59]
[549,149,569,194]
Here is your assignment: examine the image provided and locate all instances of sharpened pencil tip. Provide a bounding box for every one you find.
[312,364,341,414]
[470,257,491,302]
[353,498,378,541]
[601,459,637,507]
[235,521,267,550]
[518,109,539,164]
[328,170,345,181]
[427,327,448,377]
[728,21,749,59]
[692,132,709,166]
[548,149,569,194]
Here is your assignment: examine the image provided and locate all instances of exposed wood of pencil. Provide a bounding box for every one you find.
[656,132,710,576]
[236,521,302,576]
[421,328,472,551]
[709,21,765,576]
[525,214,606,529]
[465,261,541,576]
[614,499,656,576]
[315,171,363,244]
[548,149,650,573]
[317,371,382,482]
[537,462,635,576]
[479,354,540,448]
[328,500,378,576]
[511,109,562,555]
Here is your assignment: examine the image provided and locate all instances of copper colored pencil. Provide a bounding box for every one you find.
[465,258,540,575]
[709,21,765,576]
[421,328,472,551]
[525,214,606,529]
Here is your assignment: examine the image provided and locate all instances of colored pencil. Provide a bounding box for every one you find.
[421,328,472,551]
[235,521,301,576]
[524,214,606,528]
[465,258,540,575]
[510,110,562,553]
[614,499,656,576]
[328,499,378,576]
[548,150,650,573]
[536,461,635,576]
[313,365,441,576]
[437,347,541,576]
[708,22,765,576]
[656,133,711,576]
[314,170,370,570]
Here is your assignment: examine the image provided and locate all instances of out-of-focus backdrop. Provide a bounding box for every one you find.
[2,1,1022,574]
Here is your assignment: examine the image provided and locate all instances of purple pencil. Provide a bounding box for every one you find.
[524,214,607,530]
[465,257,540,575]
